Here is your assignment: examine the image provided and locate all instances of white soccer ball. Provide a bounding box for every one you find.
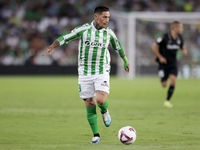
[118,126,137,145]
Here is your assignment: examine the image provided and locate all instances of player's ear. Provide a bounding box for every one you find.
[94,13,100,21]
[94,14,98,20]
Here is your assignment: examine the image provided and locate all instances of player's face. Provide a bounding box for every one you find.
[95,11,110,28]
[176,24,183,34]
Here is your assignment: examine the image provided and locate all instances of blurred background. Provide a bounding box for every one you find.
[0,0,200,77]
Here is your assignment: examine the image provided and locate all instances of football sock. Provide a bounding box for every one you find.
[97,99,108,114]
[166,85,175,101]
[86,106,99,135]
[94,133,100,137]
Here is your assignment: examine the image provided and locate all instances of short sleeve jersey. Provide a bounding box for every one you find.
[156,32,184,64]
[56,21,124,76]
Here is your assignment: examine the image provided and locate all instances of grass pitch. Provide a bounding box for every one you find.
[0,76,200,150]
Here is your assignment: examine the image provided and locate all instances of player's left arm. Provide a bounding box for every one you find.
[121,54,130,73]
[180,35,188,56]
[109,30,129,73]
[181,45,188,56]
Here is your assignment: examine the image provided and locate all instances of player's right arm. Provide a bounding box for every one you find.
[151,37,167,64]
[42,40,60,56]
[42,26,82,56]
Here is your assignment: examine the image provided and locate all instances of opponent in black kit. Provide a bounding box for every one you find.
[152,21,188,108]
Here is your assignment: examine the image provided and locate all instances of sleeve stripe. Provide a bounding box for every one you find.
[57,24,91,46]
[60,40,65,45]
[108,30,121,50]
[63,32,77,41]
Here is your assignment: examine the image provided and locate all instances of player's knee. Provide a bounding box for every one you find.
[97,100,104,105]
[84,98,96,107]
[170,81,176,86]
[95,90,108,105]
[170,77,176,86]
[96,96,107,105]
[95,97,104,105]
[161,82,167,88]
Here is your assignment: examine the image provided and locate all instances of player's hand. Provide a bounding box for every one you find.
[122,55,129,73]
[182,48,188,56]
[42,47,53,56]
[125,64,130,73]
[159,56,167,64]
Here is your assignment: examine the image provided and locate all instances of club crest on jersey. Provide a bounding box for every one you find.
[71,28,76,32]
[157,37,162,43]
[85,40,106,47]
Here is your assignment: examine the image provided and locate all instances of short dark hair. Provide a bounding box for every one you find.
[171,21,181,29]
[94,6,109,15]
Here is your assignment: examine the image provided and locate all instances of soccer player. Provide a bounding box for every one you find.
[152,21,188,108]
[42,6,129,143]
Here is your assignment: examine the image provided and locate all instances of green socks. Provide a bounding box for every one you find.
[86,100,109,135]
[97,99,109,114]
[86,106,99,134]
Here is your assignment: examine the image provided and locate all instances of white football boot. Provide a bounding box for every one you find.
[101,109,111,127]
[90,136,100,143]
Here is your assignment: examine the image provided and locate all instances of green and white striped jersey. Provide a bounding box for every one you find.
[56,21,125,76]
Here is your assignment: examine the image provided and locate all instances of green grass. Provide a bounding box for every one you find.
[0,76,200,150]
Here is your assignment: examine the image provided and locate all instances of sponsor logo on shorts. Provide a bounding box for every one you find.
[101,81,109,87]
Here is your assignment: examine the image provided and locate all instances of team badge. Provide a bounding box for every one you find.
[71,28,76,32]
[157,37,162,43]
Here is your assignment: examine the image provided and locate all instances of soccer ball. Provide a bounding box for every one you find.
[118,126,137,145]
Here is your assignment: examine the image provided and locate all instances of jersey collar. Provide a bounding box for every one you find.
[92,21,105,32]
[168,31,179,41]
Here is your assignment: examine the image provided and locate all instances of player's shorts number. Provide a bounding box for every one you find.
[78,84,81,92]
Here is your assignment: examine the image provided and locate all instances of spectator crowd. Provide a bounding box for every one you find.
[0,0,200,66]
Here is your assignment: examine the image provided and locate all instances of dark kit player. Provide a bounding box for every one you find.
[152,21,188,108]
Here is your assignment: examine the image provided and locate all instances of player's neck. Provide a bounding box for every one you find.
[93,20,102,30]
[171,30,178,39]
